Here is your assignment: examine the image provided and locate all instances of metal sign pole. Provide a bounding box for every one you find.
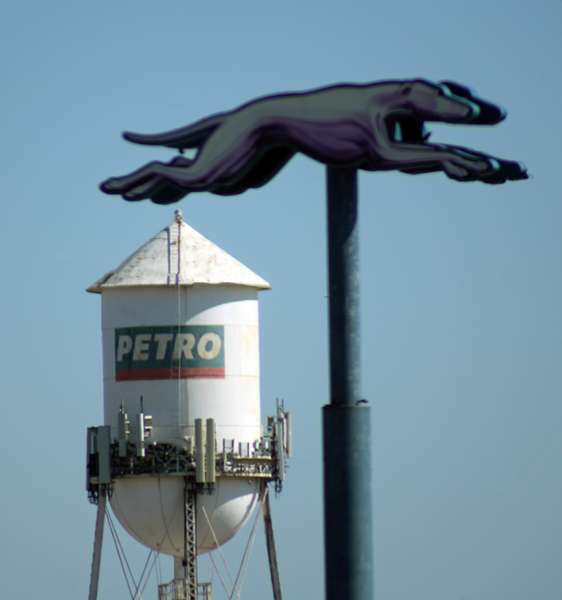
[323,166,373,600]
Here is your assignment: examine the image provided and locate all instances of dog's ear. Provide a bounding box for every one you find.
[399,82,413,96]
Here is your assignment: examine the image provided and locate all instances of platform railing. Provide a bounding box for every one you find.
[158,579,212,600]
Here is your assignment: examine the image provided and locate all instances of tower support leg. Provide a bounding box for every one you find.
[183,481,198,600]
[88,487,107,600]
[262,485,283,600]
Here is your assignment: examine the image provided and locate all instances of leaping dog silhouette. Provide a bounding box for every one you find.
[101,79,527,205]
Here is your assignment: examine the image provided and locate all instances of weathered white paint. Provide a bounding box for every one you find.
[87,212,270,292]
[100,285,263,446]
[110,476,260,555]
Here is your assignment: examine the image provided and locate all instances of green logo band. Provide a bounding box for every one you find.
[115,325,224,381]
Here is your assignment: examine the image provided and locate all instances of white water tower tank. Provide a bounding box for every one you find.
[87,210,271,555]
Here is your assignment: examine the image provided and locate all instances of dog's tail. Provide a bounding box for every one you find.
[123,113,226,150]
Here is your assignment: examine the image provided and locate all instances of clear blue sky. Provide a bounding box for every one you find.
[1,1,561,599]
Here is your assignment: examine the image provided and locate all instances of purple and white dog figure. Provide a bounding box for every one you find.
[101,79,527,205]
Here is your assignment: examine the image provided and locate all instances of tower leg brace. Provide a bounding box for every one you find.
[263,485,283,600]
[88,488,107,600]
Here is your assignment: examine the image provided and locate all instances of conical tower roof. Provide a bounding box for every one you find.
[87,210,270,293]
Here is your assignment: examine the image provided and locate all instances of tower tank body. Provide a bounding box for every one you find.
[87,211,270,556]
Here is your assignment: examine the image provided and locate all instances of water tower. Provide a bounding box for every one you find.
[86,210,290,600]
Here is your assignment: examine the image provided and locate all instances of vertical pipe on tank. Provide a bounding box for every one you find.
[275,421,285,482]
[195,419,205,483]
[135,413,145,457]
[323,166,373,600]
[97,426,112,484]
[284,412,292,458]
[117,404,129,457]
[206,418,216,484]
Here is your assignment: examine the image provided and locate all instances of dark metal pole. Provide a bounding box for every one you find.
[323,166,373,600]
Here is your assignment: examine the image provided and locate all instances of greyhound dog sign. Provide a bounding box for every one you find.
[100,78,527,205]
